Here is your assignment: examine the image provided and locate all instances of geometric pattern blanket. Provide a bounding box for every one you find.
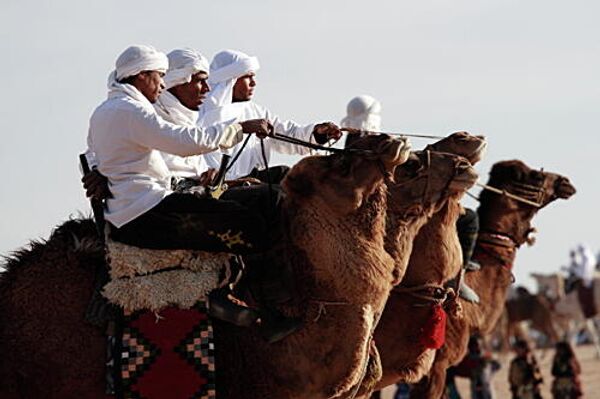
[115,302,216,399]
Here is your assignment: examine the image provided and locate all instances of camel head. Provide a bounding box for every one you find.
[283,134,412,216]
[483,160,576,208]
[479,160,576,246]
[387,150,479,217]
[425,131,487,165]
[281,135,413,308]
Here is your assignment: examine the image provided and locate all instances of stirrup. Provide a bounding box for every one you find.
[208,288,259,327]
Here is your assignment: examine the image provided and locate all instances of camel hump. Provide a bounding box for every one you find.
[103,238,232,313]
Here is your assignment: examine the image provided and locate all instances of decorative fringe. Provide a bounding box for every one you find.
[419,305,447,349]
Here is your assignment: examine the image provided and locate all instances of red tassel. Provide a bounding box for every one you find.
[419,304,447,349]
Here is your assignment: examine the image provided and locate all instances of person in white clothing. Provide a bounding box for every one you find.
[568,244,596,288]
[198,49,342,181]
[86,45,275,251]
[84,48,216,199]
[341,94,382,148]
[85,46,302,340]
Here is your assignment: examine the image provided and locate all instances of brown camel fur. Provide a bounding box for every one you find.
[504,287,560,348]
[359,133,487,397]
[409,160,576,399]
[0,135,414,399]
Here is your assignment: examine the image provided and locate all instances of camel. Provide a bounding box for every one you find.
[357,132,487,398]
[531,272,600,357]
[214,141,484,398]
[0,134,472,399]
[408,159,577,399]
[503,287,561,348]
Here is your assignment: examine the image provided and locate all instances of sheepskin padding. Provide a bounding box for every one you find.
[103,239,232,312]
[102,269,220,313]
[105,239,230,279]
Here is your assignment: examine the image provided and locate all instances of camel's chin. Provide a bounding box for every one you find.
[469,141,488,164]
[396,349,436,384]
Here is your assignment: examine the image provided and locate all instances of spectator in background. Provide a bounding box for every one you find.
[509,339,544,399]
[551,341,583,399]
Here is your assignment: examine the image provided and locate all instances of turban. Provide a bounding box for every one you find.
[340,95,382,131]
[163,48,210,90]
[202,49,260,112]
[112,45,169,81]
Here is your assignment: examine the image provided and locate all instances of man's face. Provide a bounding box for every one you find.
[232,72,256,102]
[169,71,210,111]
[136,70,165,103]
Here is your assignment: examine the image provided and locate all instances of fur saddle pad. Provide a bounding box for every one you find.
[103,239,232,312]
[115,302,216,399]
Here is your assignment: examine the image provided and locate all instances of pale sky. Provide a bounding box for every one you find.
[1,0,598,288]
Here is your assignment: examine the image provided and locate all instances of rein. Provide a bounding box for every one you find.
[474,183,543,208]
[269,132,375,156]
[341,127,445,140]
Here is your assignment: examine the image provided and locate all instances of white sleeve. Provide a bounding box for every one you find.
[84,126,98,168]
[129,107,244,157]
[263,107,315,156]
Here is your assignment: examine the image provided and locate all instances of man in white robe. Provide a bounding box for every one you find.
[85,46,301,338]
[568,244,596,287]
[86,45,273,252]
[198,49,342,180]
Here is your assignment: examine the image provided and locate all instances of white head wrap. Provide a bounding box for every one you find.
[570,243,596,286]
[202,49,260,112]
[105,45,168,105]
[163,48,210,90]
[109,45,168,82]
[340,95,382,131]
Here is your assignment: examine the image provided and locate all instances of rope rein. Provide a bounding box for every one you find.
[475,183,542,208]
[341,127,445,140]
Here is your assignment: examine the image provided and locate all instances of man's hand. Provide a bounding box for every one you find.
[81,169,111,201]
[240,119,272,139]
[225,177,262,187]
[313,122,342,144]
[196,168,218,186]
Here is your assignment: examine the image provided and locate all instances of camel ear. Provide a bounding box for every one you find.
[282,173,315,199]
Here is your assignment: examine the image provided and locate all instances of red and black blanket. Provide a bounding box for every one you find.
[114,302,216,399]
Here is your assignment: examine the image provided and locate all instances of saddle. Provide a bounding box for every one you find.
[103,238,232,313]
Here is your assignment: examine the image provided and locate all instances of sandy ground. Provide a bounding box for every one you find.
[380,344,600,398]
